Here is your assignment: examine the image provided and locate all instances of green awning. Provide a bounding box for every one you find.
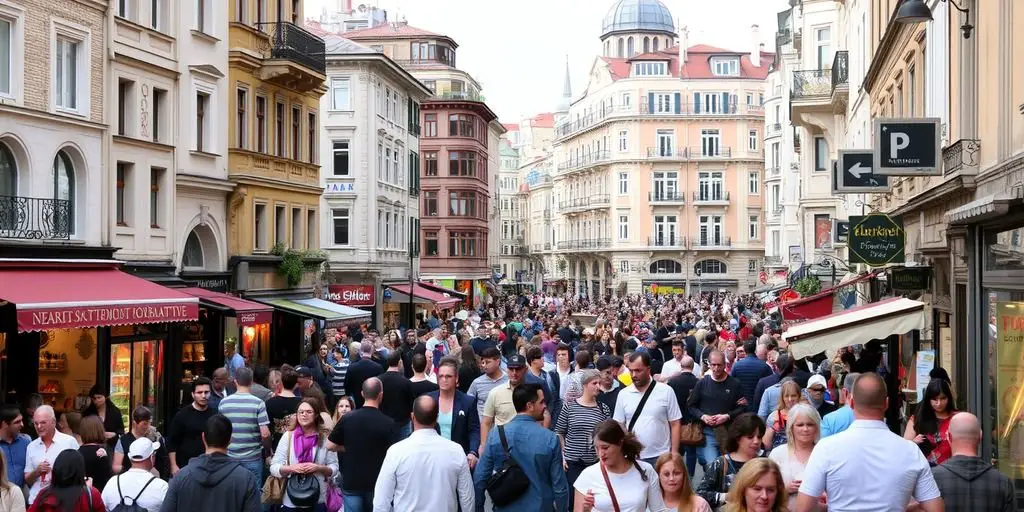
[258,298,367,328]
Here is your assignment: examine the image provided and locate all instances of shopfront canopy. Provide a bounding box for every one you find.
[178,288,273,327]
[0,260,199,332]
[259,297,369,328]
[385,283,461,309]
[783,297,925,359]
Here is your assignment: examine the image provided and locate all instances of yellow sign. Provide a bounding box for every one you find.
[996,302,1024,478]
[644,284,684,295]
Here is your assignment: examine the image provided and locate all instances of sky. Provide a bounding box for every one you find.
[305,0,791,122]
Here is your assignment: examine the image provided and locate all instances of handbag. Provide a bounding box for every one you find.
[599,463,622,512]
[286,442,322,508]
[679,421,705,446]
[261,432,290,504]
[324,480,343,512]
[485,425,531,507]
[627,382,657,432]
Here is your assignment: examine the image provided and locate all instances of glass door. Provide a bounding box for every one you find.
[109,340,164,430]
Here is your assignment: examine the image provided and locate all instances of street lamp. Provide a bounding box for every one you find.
[895,0,973,39]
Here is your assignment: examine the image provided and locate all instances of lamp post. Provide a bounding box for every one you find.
[895,0,973,39]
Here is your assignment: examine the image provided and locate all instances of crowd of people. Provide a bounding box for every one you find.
[0,290,1016,511]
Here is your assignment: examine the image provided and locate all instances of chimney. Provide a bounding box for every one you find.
[678,25,689,76]
[750,24,761,68]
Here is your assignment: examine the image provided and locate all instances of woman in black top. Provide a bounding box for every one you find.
[696,413,766,510]
[76,416,113,492]
[81,385,124,451]
[456,346,480,394]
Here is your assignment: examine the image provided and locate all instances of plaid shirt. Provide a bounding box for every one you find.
[932,455,1016,512]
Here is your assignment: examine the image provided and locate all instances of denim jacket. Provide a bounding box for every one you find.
[473,414,568,512]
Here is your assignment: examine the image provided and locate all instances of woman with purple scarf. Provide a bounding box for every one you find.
[269,398,340,511]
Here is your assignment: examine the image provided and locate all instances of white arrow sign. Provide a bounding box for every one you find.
[848,162,870,179]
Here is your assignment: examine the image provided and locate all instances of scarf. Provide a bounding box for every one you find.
[292,429,319,464]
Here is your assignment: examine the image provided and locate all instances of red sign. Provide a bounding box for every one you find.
[17,302,200,332]
[237,310,272,327]
[326,285,375,307]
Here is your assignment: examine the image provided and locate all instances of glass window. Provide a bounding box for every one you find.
[749,171,760,194]
[52,150,74,235]
[649,260,682,273]
[0,18,12,96]
[618,172,628,195]
[182,230,204,268]
[55,37,79,110]
[986,288,1024,491]
[332,141,349,176]
[694,260,727,274]
[814,136,828,171]
[0,141,16,197]
[332,208,349,245]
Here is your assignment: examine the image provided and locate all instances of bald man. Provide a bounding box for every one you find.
[931,412,1014,512]
[666,355,700,476]
[328,378,395,512]
[795,372,943,512]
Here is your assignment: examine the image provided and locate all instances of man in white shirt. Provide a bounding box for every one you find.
[373,395,474,512]
[657,340,686,382]
[613,351,682,466]
[795,372,944,512]
[102,437,169,512]
[24,405,79,504]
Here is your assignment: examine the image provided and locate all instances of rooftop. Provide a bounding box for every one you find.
[601,0,676,39]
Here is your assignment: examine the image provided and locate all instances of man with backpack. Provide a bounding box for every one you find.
[101,437,168,512]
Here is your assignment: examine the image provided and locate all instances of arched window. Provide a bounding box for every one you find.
[643,36,650,53]
[52,150,75,235]
[0,142,15,197]
[617,38,624,58]
[653,38,660,52]
[182,230,205,269]
[627,36,634,56]
[649,259,682,274]
[695,259,728,275]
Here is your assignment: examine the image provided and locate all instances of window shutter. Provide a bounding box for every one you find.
[648,92,654,113]
[674,92,682,114]
[693,93,701,114]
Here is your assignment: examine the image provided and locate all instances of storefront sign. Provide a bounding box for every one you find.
[644,283,685,296]
[848,214,906,265]
[236,310,272,327]
[18,302,200,331]
[995,302,1024,479]
[181,272,232,292]
[326,284,376,307]
[891,266,930,291]
[324,182,355,194]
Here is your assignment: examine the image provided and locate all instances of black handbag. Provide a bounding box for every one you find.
[485,425,531,507]
[286,442,322,508]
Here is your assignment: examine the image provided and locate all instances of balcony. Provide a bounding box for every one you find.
[767,167,781,179]
[556,239,611,251]
[647,235,687,249]
[692,191,731,206]
[767,123,783,137]
[831,51,849,111]
[588,194,611,208]
[254,22,326,92]
[646,147,689,160]
[689,146,732,159]
[433,90,486,102]
[558,195,610,213]
[649,191,685,204]
[791,69,832,121]
[0,195,72,240]
[943,139,981,177]
[557,150,610,173]
[692,236,732,249]
[543,208,552,220]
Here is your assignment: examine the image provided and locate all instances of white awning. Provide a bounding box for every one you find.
[783,297,925,359]
[945,186,1024,225]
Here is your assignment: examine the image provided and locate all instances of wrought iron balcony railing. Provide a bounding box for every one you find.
[693,191,731,202]
[557,150,610,172]
[647,236,686,248]
[254,22,326,74]
[689,146,732,159]
[831,51,849,92]
[792,69,831,99]
[693,236,732,248]
[433,90,485,102]
[943,139,981,176]
[646,147,689,159]
[649,191,685,202]
[0,195,72,240]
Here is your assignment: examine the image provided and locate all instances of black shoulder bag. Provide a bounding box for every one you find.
[485,425,531,507]
[627,382,657,432]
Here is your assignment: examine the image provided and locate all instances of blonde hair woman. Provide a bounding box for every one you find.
[723,458,788,512]
[655,452,709,512]
[767,403,823,511]
[0,450,25,512]
[762,380,802,451]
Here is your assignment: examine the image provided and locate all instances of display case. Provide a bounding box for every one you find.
[109,340,164,429]
[179,321,208,384]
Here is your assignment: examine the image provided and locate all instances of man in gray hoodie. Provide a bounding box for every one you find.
[931,412,1015,512]
[160,414,260,512]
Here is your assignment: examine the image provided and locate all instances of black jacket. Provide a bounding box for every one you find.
[667,372,699,423]
[83,402,125,451]
[428,390,480,456]
[161,452,259,512]
[695,454,743,509]
[932,455,1015,512]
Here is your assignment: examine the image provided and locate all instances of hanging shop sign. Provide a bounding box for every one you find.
[833,220,851,245]
[325,284,376,307]
[848,214,906,265]
[890,266,931,291]
[874,117,943,176]
[835,150,890,193]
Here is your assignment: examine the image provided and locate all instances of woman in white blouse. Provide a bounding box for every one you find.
[573,420,667,512]
[269,398,340,511]
[767,403,823,512]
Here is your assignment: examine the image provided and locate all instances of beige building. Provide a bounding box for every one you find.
[550,0,770,298]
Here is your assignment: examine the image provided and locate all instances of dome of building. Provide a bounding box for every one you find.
[601,0,675,39]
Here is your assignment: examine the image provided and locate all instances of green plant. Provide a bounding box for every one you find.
[793,275,822,297]
[272,245,326,288]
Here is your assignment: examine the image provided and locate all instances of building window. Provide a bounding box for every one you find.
[448,191,477,217]
[650,259,682,274]
[384,147,391,182]
[149,167,163,228]
[424,114,437,137]
[195,91,209,152]
[330,78,350,110]
[448,114,475,138]
[195,0,208,33]
[55,36,81,112]
[254,96,267,152]
[618,172,629,195]
[632,61,667,76]
[617,215,628,240]
[115,162,129,226]
[152,87,167,143]
[235,0,246,22]
[908,66,916,116]
[814,136,827,171]
[711,57,739,76]
[423,191,438,216]
[695,259,727,274]
[698,215,724,245]
[448,151,477,177]
[815,26,831,69]
[748,171,760,194]
[117,78,134,136]
[749,215,759,240]
[150,0,163,30]
[307,112,316,164]
[274,205,286,245]
[0,17,11,97]
[275,101,285,157]
[332,208,349,245]
[236,88,247,149]
[254,203,267,251]
[291,106,301,160]
[748,130,758,151]
[326,141,349,176]
[700,129,721,157]
[618,130,628,152]
[656,129,674,156]
[423,151,438,176]
[449,232,478,257]
[697,173,724,201]
[652,171,679,200]
[116,0,133,19]
[424,231,438,256]
[653,215,677,245]
[182,230,204,269]
[51,151,75,234]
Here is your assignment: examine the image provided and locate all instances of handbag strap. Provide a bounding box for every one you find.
[599,463,622,512]
[497,425,513,459]
[627,382,657,432]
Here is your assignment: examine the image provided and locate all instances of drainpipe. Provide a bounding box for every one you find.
[101,1,115,249]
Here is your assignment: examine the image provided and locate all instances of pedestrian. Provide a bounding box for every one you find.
[820,372,858,438]
[166,377,217,476]
[904,378,959,466]
[695,412,765,509]
[217,367,271,495]
[326,377,395,512]
[112,406,169,478]
[25,406,79,505]
[161,414,260,512]
[767,403,822,511]
[554,369,610,506]
[687,350,745,469]
[654,453,710,512]
[378,350,415,441]
[329,345,349,401]
[762,380,801,451]
[268,398,340,512]
[427,357,481,470]
[473,382,568,512]
[722,458,788,512]
[343,341,384,409]
[931,412,1015,512]
[0,450,25,512]
[481,354,532,445]
[804,375,836,418]
[209,368,231,409]
[408,353,440,397]
[373,396,475,511]
[76,416,113,492]
[100,438,168,512]
[27,450,102,512]
[666,355,701,476]
[265,369,303,448]
[571,419,666,512]
[595,356,623,411]
[793,372,943,512]
[81,386,125,452]
[0,404,30,491]
[613,351,682,466]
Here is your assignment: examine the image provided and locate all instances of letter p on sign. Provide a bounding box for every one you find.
[890,132,910,158]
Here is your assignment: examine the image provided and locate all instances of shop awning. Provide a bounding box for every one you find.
[384,283,461,309]
[419,282,467,299]
[0,261,199,332]
[784,297,926,359]
[178,288,273,327]
[945,187,1024,225]
[258,297,369,328]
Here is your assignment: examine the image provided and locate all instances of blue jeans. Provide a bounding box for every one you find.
[239,459,263,497]
[342,491,373,512]
[697,426,721,469]
[393,421,411,443]
[681,445,699,477]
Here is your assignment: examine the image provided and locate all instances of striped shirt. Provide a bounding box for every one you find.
[218,391,269,461]
[331,359,349,397]
[466,372,508,418]
[554,399,611,464]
